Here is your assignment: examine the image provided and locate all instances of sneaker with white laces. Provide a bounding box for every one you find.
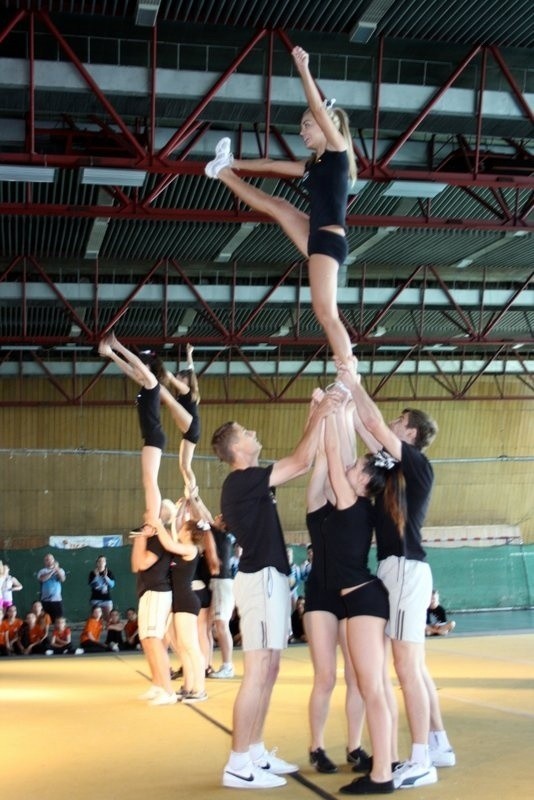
[209,664,235,679]
[253,748,298,775]
[223,763,287,789]
[74,647,84,655]
[393,761,438,789]
[181,689,208,703]
[149,690,178,706]
[205,138,234,178]
[429,747,456,767]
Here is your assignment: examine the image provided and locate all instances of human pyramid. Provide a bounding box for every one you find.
[98,42,456,795]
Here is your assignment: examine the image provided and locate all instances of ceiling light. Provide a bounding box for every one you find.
[135,1,161,27]
[0,165,56,183]
[81,168,146,187]
[383,181,447,198]
[455,258,474,269]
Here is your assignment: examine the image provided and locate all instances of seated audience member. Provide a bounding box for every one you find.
[426,589,456,636]
[31,601,52,641]
[0,606,9,655]
[105,608,125,652]
[3,605,23,654]
[290,596,307,643]
[123,607,140,650]
[79,606,109,653]
[17,612,49,655]
[48,617,77,655]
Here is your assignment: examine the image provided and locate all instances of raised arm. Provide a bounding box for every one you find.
[337,358,402,461]
[292,46,346,151]
[324,412,356,510]
[270,391,341,487]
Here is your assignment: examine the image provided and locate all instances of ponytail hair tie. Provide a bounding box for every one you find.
[196,519,210,531]
[323,98,336,111]
[373,449,398,471]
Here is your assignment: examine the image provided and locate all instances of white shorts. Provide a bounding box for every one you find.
[138,590,172,640]
[377,557,432,644]
[210,578,235,622]
[233,568,290,651]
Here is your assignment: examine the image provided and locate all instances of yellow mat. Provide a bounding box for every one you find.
[2,633,533,800]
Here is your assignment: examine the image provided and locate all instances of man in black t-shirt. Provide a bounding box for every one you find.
[211,392,339,790]
[338,358,455,790]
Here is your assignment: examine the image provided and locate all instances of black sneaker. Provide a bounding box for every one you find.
[170,667,183,681]
[340,775,394,795]
[353,759,400,775]
[309,748,338,774]
[347,747,372,773]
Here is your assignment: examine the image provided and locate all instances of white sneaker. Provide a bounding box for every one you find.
[74,647,84,656]
[205,138,234,178]
[430,747,456,767]
[109,642,120,653]
[223,763,287,789]
[45,649,54,656]
[149,690,178,706]
[253,748,298,775]
[138,685,162,701]
[393,761,438,789]
[209,665,234,678]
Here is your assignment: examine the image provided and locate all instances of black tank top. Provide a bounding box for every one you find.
[304,150,349,231]
[321,499,375,591]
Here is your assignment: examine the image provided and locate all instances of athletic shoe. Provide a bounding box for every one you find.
[45,649,54,656]
[209,664,235,678]
[354,759,400,774]
[181,690,208,703]
[429,747,456,767]
[347,747,372,773]
[149,690,178,706]
[205,665,214,677]
[205,138,234,178]
[138,685,162,701]
[310,748,338,774]
[74,647,84,655]
[340,775,394,795]
[170,666,183,680]
[392,761,438,789]
[109,642,119,653]
[253,748,298,775]
[223,763,287,789]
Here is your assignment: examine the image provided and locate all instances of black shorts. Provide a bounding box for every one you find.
[307,228,348,267]
[194,586,212,609]
[305,576,346,620]
[341,578,389,621]
[171,589,201,616]
[183,415,201,445]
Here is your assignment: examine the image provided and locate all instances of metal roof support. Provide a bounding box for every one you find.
[481,271,534,339]
[39,11,147,160]
[158,28,268,160]
[458,346,506,398]
[362,266,424,337]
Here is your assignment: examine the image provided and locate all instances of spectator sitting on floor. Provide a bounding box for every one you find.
[48,616,76,655]
[17,611,49,655]
[105,608,125,652]
[426,589,456,636]
[3,605,23,654]
[79,606,109,653]
[123,607,140,650]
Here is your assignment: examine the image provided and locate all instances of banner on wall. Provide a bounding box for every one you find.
[48,535,123,549]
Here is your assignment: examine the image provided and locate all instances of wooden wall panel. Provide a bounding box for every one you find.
[1,375,532,546]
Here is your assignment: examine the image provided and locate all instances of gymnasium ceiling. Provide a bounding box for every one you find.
[0,0,533,403]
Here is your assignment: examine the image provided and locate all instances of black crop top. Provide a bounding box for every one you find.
[304,149,349,231]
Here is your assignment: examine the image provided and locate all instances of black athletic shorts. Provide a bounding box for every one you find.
[307,228,348,267]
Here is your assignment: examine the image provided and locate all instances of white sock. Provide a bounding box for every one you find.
[411,743,430,766]
[227,751,252,771]
[249,742,266,762]
[223,662,232,670]
[431,730,451,749]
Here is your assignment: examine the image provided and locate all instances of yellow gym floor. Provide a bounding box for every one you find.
[2,633,533,800]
